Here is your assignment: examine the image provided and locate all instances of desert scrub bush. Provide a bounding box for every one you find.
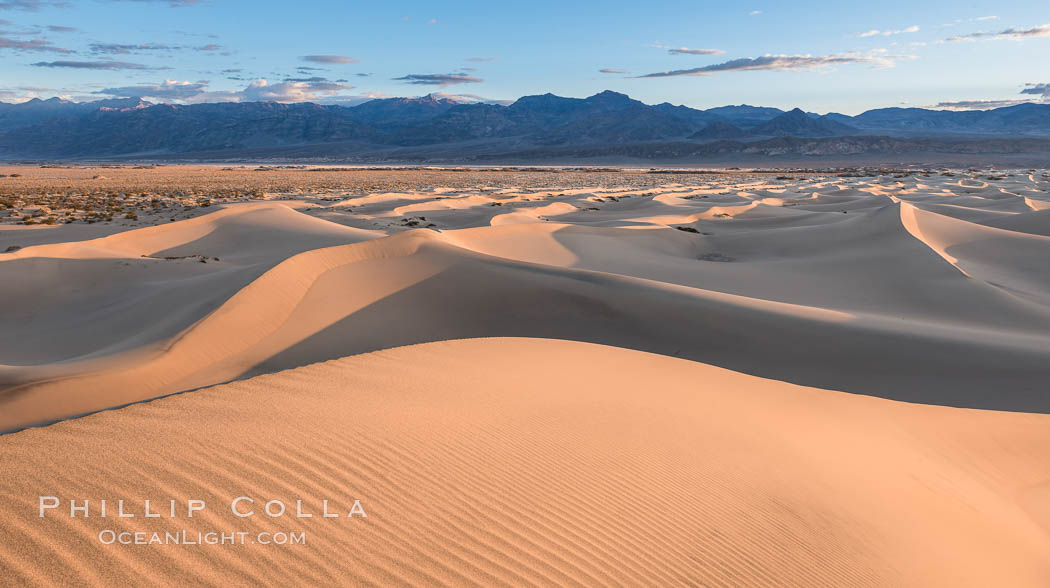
[125,212,138,220]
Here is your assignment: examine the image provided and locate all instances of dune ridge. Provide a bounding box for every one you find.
[3,170,1050,584]
[4,174,1050,429]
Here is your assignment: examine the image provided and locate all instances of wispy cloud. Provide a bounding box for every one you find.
[638,51,907,78]
[428,91,511,105]
[652,44,724,56]
[393,73,482,86]
[300,54,357,64]
[0,0,71,11]
[930,83,1050,110]
[96,77,355,103]
[667,47,725,55]
[46,24,75,32]
[465,56,497,62]
[945,23,1050,42]
[748,10,761,16]
[282,75,329,83]
[1020,83,1050,98]
[859,25,919,37]
[95,79,206,100]
[931,98,1034,110]
[599,68,627,74]
[90,42,173,54]
[31,59,161,69]
[0,35,72,52]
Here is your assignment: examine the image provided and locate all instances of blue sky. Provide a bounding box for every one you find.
[0,0,1047,114]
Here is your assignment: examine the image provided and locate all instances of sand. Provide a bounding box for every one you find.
[2,338,1050,586]
[2,168,1050,584]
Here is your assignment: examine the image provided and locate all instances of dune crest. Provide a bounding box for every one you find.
[4,173,1050,429]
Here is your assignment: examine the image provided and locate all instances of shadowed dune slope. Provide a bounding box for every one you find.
[2,338,1050,587]
[4,194,1050,429]
[2,175,1050,429]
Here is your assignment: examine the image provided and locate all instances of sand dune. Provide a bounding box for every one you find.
[2,338,1050,586]
[2,169,1050,584]
[3,173,1050,429]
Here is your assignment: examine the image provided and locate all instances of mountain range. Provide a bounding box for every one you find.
[1,91,1049,162]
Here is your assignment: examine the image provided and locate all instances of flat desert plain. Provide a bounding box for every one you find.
[2,165,1050,585]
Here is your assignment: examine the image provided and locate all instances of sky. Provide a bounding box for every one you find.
[0,0,1047,114]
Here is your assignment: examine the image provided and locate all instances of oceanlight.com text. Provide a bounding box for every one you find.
[97,529,307,546]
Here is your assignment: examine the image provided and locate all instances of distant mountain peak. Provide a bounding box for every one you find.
[753,108,856,137]
[583,90,641,110]
[588,90,631,100]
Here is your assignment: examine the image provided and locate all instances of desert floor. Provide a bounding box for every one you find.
[2,165,1050,585]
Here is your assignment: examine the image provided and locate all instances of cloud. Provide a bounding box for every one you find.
[931,98,1036,110]
[0,35,72,52]
[1020,83,1050,98]
[638,52,906,78]
[31,59,160,69]
[95,79,207,100]
[749,10,761,15]
[859,25,919,37]
[211,79,354,102]
[666,46,725,55]
[652,44,724,55]
[0,83,59,102]
[929,84,1050,110]
[465,56,497,62]
[300,54,356,64]
[428,92,512,105]
[46,24,75,32]
[0,0,71,11]
[599,68,627,74]
[393,73,482,86]
[322,91,506,107]
[946,23,1050,42]
[196,43,221,51]
[97,78,355,104]
[89,42,174,54]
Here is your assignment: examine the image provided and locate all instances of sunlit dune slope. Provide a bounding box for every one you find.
[3,174,1050,429]
[2,338,1049,586]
